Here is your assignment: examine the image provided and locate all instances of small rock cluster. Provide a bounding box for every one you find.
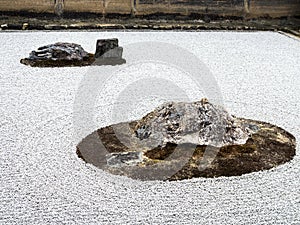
[20,38,125,67]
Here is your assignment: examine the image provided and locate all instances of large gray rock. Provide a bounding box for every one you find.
[134,98,252,148]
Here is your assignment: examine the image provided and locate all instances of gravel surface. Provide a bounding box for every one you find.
[0,31,299,224]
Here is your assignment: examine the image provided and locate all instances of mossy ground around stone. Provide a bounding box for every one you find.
[76,118,296,181]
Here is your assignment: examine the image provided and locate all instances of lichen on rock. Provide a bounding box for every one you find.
[134,98,255,148]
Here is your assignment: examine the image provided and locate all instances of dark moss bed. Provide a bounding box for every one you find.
[76,118,296,181]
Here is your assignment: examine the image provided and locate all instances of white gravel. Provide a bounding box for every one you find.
[0,31,299,224]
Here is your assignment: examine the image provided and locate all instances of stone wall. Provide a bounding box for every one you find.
[0,0,54,13]
[135,0,245,17]
[0,0,299,18]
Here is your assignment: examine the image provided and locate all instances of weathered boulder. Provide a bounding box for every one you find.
[76,99,296,181]
[134,98,253,148]
[20,42,94,67]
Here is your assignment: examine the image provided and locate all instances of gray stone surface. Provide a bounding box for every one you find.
[95,38,119,58]
[94,38,126,65]
[135,98,253,147]
[0,31,299,224]
[100,47,123,59]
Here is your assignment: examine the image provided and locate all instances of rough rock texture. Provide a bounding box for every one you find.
[20,39,126,67]
[76,99,296,181]
[20,42,95,67]
[134,98,253,148]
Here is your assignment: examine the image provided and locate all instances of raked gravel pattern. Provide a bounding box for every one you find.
[0,31,299,224]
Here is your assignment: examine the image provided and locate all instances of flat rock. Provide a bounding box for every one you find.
[76,99,296,181]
